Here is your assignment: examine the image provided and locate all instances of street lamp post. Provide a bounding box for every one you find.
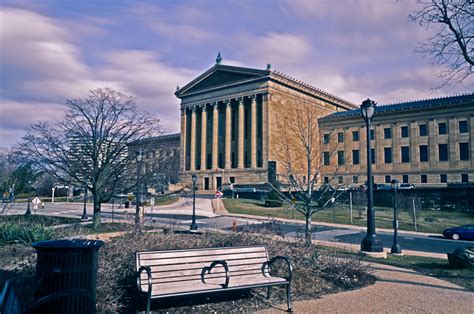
[190,174,198,231]
[360,99,383,253]
[391,179,402,254]
[82,182,88,220]
[135,150,143,230]
[25,180,32,215]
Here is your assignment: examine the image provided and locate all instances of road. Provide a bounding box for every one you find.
[3,196,472,255]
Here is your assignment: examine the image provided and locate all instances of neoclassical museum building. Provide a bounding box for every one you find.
[142,59,474,191]
[174,59,356,190]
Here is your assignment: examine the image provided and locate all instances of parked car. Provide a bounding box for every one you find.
[442,225,474,240]
[399,183,415,189]
[376,184,391,190]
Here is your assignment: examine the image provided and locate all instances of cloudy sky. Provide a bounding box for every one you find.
[1,0,473,148]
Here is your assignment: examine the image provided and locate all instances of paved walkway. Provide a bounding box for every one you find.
[261,263,473,313]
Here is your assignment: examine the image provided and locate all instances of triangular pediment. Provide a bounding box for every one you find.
[176,65,268,97]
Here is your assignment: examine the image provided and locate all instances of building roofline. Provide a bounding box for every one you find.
[128,133,180,146]
[175,63,357,109]
[318,93,474,122]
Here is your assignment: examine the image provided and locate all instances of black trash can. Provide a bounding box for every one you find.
[125,201,130,208]
[32,239,104,313]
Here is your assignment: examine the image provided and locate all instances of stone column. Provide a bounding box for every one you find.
[212,102,219,170]
[250,95,257,168]
[261,94,269,169]
[238,98,245,168]
[180,108,187,172]
[224,100,232,169]
[190,107,197,171]
[200,105,207,170]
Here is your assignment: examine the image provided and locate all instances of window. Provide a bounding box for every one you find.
[419,124,428,136]
[459,120,468,133]
[420,174,427,183]
[324,176,329,184]
[401,146,410,163]
[402,175,409,183]
[352,149,360,165]
[338,151,345,165]
[459,143,469,160]
[371,148,376,164]
[370,129,375,140]
[384,147,392,163]
[384,127,392,139]
[438,144,448,161]
[352,131,359,142]
[338,132,344,143]
[438,122,447,135]
[323,133,330,144]
[338,176,343,184]
[419,145,429,162]
[440,174,447,183]
[385,175,391,183]
[323,152,330,166]
[353,176,359,183]
[401,126,409,138]
[461,173,469,183]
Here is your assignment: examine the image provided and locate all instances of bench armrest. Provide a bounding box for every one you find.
[201,260,230,288]
[262,256,293,281]
[137,266,152,294]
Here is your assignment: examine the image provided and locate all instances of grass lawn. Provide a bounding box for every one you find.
[223,198,474,234]
[152,195,179,206]
[364,254,474,291]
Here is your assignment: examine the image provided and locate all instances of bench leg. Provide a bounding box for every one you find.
[286,284,292,312]
[267,287,271,299]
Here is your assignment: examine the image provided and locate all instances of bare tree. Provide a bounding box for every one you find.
[17,88,161,229]
[410,0,474,86]
[271,101,342,245]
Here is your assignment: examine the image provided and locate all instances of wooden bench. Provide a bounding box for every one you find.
[136,246,293,313]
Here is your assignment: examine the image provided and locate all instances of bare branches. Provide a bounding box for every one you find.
[16,88,162,228]
[410,0,474,87]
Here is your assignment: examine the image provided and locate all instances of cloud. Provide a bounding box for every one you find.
[239,32,312,67]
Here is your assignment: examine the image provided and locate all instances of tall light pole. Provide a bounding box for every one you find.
[391,179,402,254]
[25,180,32,215]
[360,99,383,253]
[190,173,198,231]
[82,181,88,220]
[135,150,143,230]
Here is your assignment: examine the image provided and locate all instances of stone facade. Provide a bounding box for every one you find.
[128,133,180,191]
[175,63,356,190]
[318,94,474,186]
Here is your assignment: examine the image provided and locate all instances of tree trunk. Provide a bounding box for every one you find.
[93,193,101,229]
[305,213,312,245]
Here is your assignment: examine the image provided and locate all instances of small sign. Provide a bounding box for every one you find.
[215,191,223,198]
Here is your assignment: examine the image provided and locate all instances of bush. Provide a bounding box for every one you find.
[264,191,283,207]
[0,222,54,245]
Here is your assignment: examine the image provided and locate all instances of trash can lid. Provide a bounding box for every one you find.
[32,239,104,251]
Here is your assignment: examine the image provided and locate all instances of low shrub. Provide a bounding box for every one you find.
[96,228,375,313]
[0,222,55,245]
[264,191,283,207]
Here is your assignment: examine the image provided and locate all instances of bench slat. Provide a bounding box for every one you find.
[138,246,267,260]
[139,257,268,273]
[139,251,268,267]
[143,274,287,297]
[141,269,268,284]
[140,263,266,280]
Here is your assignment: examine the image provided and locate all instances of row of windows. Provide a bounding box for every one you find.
[323,143,470,166]
[324,173,470,185]
[323,120,469,144]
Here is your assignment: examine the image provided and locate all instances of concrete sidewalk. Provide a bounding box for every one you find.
[261,263,473,313]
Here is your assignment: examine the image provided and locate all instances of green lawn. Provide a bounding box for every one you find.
[153,195,179,206]
[223,198,474,234]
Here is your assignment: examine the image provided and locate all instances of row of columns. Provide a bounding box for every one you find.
[181,95,264,172]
